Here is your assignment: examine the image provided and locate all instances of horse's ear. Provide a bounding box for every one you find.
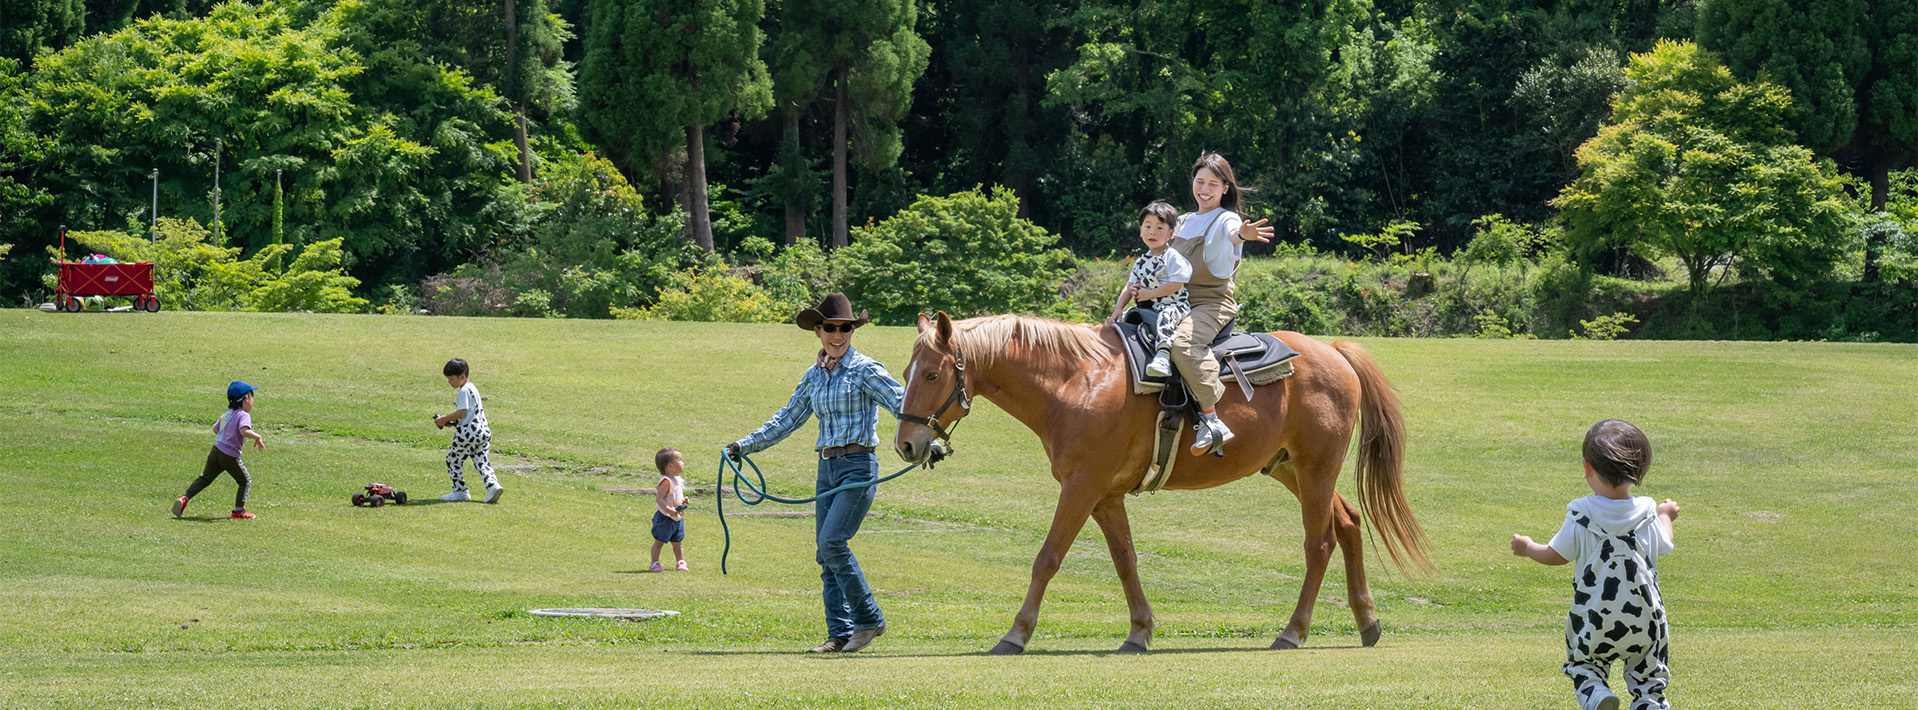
[916,312,932,334]
[935,311,954,346]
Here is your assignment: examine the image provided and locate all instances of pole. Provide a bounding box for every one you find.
[212,138,222,246]
[150,168,158,241]
[59,224,66,262]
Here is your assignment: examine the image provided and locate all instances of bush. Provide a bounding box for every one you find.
[613,262,797,323]
[58,218,366,312]
[835,186,1074,325]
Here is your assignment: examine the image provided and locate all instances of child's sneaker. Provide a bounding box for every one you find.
[649,561,665,573]
[484,484,504,504]
[172,496,188,518]
[1189,411,1234,456]
[441,490,471,502]
[675,560,689,571]
[230,510,255,519]
[1145,350,1174,378]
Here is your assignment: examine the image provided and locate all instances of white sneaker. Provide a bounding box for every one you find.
[441,489,471,502]
[1189,412,1235,456]
[1145,350,1174,378]
[484,484,504,504]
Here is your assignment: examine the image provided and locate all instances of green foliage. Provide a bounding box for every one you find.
[0,243,11,262]
[1697,0,1869,153]
[612,262,794,322]
[61,217,366,312]
[1572,311,1639,340]
[1554,41,1855,300]
[0,0,84,65]
[23,2,520,288]
[1342,220,1420,262]
[578,0,772,170]
[834,185,1073,325]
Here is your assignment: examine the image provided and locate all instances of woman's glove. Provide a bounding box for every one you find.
[724,442,742,462]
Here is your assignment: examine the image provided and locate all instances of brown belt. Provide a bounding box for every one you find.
[819,444,873,459]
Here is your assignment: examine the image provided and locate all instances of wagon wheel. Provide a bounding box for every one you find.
[62,295,82,313]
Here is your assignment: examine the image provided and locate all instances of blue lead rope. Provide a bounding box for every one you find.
[714,450,921,574]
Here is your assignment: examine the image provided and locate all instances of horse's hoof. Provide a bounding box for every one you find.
[1270,636,1300,651]
[1117,640,1149,653]
[988,640,1026,655]
[1360,621,1382,647]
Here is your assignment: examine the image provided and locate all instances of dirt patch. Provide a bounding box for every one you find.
[1741,510,1783,523]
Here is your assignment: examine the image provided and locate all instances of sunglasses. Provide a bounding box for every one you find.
[817,323,857,333]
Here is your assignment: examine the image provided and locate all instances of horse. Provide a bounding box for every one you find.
[893,312,1433,654]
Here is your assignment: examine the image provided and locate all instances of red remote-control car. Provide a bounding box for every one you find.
[352,483,409,507]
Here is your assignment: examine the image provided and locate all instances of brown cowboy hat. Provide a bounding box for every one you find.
[795,292,870,331]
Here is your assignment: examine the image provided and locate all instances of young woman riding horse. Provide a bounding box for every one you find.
[894,312,1433,654]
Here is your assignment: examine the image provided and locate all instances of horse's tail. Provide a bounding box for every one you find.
[1332,340,1435,576]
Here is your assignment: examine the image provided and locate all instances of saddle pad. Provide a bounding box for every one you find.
[1116,318,1301,396]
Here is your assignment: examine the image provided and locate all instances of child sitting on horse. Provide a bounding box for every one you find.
[1511,419,1680,710]
[1165,152,1272,455]
[1108,200,1192,371]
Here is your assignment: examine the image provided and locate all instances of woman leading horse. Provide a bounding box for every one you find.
[894,312,1433,654]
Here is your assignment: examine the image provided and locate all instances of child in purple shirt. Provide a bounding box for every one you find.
[173,381,266,519]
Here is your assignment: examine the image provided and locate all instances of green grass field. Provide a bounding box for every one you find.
[1,310,1914,708]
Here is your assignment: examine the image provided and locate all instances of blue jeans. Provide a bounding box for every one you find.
[816,451,884,640]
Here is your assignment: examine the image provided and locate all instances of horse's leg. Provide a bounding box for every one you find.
[992,477,1102,655]
[1332,492,1382,646]
[1274,466,1340,650]
[1090,494,1155,653]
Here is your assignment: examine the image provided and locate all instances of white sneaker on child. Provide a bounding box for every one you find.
[1145,350,1174,378]
[484,484,504,504]
[1189,412,1235,456]
[441,490,471,502]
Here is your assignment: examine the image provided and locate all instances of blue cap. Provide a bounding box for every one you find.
[227,381,259,399]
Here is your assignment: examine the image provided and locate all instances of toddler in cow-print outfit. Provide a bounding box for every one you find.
[1513,419,1679,710]
[433,358,504,503]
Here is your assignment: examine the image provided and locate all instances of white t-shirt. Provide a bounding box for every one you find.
[1129,247,1193,289]
[1177,207,1244,278]
[657,474,687,517]
[454,382,488,428]
[1548,495,1674,569]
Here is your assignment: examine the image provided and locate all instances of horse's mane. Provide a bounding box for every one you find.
[917,313,1117,367]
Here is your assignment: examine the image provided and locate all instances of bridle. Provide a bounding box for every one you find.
[899,354,970,446]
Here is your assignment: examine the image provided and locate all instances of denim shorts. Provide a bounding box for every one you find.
[651,511,684,543]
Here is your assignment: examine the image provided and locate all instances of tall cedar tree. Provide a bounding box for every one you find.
[580,0,773,252]
[775,0,929,247]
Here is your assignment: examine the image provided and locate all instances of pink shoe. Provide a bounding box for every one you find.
[675,560,688,571]
[231,510,255,519]
[649,561,664,573]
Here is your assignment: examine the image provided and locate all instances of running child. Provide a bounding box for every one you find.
[1165,152,1273,455]
[1109,200,1193,377]
[433,358,503,503]
[172,381,265,519]
[1511,419,1680,710]
[650,447,689,572]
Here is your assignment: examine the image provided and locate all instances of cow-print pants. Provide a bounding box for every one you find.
[1564,561,1670,709]
[446,425,497,493]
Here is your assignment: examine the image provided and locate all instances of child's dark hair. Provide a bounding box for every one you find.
[655,447,683,473]
[1139,200,1179,229]
[228,395,246,410]
[1191,152,1251,213]
[444,358,469,377]
[1582,419,1652,487]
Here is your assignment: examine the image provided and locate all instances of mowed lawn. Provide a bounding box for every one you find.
[0,310,1913,708]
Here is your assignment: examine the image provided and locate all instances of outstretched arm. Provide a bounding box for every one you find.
[1511,534,1568,565]
[735,377,815,455]
[1657,498,1680,542]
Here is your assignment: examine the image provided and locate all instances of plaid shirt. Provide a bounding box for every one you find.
[735,347,905,454]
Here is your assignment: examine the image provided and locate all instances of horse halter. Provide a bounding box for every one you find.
[900,356,969,445]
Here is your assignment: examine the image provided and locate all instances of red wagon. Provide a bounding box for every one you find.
[52,226,160,313]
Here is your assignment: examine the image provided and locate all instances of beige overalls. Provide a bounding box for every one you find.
[1167,211,1239,410]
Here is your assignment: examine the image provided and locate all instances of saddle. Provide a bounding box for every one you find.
[1114,308,1300,495]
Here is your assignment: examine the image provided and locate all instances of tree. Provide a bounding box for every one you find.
[580,0,773,252]
[1553,41,1854,301]
[1,57,56,298]
[835,185,1073,324]
[0,0,84,65]
[1698,0,1918,211]
[775,0,929,247]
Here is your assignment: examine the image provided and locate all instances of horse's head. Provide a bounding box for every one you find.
[897,311,972,465]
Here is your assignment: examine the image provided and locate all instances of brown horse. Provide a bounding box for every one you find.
[894,312,1432,654]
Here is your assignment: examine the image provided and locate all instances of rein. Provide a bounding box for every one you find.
[714,451,921,575]
[713,355,970,575]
